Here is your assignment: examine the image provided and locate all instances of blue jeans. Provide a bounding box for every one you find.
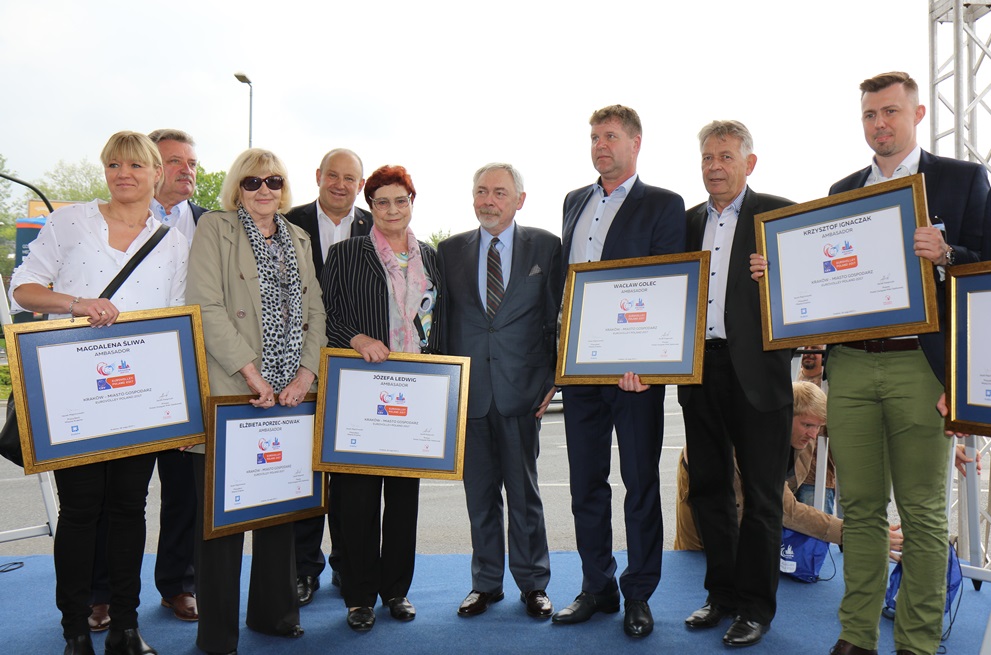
[795,483,835,515]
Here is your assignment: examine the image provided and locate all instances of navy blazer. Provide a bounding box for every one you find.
[830,150,990,382]
[285,200,373,275]
[561,176,685,292]
[438,224,562,418]
[321,235,443,354]
[190,201,208,224]
[678,188,795,412]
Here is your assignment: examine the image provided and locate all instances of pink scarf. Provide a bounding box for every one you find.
[370,225,428,353]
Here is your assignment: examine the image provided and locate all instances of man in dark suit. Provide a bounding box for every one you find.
[285,147,372,606]
[679,120,794,648]
[437,163,561,621]
[822,72,987,655]
[550,105,684,638]
[114,129,206,624]
[285,148,371,275]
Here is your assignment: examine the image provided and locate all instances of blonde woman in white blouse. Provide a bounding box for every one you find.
[10,131,188,655]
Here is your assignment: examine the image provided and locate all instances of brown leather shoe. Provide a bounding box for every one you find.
[87,604,110,632]
[161,593,198,621]
[458,590,505,616]
[829,639,878,655]
[521,590,553,618]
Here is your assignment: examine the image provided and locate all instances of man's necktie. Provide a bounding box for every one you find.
[486,237,504,319]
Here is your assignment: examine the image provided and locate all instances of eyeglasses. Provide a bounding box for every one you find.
[240,175,285,191]
[371,196,411,210]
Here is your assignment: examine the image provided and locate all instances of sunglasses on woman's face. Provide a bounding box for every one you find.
[240,175,285,191]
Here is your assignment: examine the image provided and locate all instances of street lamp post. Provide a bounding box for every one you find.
[234,72,253,148]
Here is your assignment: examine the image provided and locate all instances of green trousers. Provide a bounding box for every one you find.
[826,346,949,655]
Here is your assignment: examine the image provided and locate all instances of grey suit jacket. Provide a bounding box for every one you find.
[438,224,562,419]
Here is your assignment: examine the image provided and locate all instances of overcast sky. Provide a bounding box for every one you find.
[1,1,934,238]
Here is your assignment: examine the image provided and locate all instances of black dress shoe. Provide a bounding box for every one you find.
[105,628,157,655]
[205,651,236,655]
[829,639,878,655]
[346,607,375,631]
[521,590,553,618]
[684,602,734,629]
[623,600,653,638]
[458,590,505,616]
[722,617,769,647]
[384,597,416,621]
[551,589,621,624]
[278,624,304,638]
[64,635,95,655]
[296,575,320,606]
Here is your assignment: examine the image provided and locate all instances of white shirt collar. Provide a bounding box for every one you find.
[869,144,922,183]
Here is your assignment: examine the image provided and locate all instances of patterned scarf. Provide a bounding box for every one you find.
[237,204,304,392]
[370,225,428,354]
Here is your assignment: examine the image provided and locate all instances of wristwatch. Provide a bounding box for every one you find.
[945,245,955,266]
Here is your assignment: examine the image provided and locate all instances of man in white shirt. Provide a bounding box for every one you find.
[285,149,371,276]
[145,128,205,623]
[148,129,206,244]
[285,148,372,605]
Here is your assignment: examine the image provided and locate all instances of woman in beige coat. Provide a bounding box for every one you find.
[185,149,327,655]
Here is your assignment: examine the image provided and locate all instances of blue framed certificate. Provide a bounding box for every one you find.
[315,349,469,480]
[755,174,938,350]
[946,261,991,434]
[204,394,326,539]
[3,306,209,474]
[556,252,710,385]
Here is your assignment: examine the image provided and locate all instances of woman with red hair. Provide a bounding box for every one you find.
[321,165,443,631]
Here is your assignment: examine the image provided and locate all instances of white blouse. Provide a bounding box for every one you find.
[10,199,189,317]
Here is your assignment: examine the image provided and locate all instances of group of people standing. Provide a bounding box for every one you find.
[9,68,986,655]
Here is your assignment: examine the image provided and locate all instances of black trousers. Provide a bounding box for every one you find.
[337,473,419,607]
[561,384,665,601]
[90,450,197,604]
[292,473,343,578]
[192,454,298,653]
[154,449,197,597]
[681,347,792,625]
[53,453,156,638]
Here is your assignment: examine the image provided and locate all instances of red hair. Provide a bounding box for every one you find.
[364,165,416,205]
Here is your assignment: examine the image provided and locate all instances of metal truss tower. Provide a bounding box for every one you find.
[930,0,991,169]
[930,1,991,594]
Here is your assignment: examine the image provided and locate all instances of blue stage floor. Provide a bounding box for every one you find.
[2,549,987,654]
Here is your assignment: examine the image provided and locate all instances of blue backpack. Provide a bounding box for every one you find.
[780,528,833,583]
[883,543,963,639]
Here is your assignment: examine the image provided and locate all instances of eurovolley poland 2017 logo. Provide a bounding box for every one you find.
[95,360,135,391]
[617,297,647,324]
[256,436,283,464]
[822,240,858,274]
[377,390,409,416]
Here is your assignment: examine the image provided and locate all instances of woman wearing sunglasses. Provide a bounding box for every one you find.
[321,165,443,631]
[185,149,327,655]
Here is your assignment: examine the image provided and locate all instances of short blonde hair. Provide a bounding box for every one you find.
[100,131,163,169]
[220,148,293,213]
[793,381,827,422]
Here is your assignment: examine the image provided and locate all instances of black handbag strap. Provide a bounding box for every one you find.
[99,225,170,299]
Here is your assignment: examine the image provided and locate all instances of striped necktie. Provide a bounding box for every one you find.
[486,237,504,319]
